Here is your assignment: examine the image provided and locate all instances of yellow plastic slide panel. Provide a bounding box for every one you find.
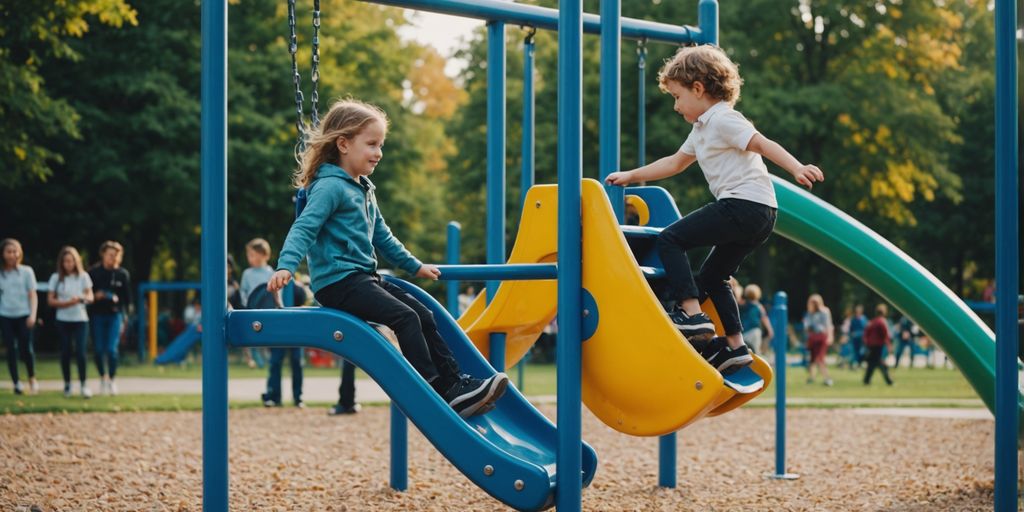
[458,187,560,369]
[577,179,728,436]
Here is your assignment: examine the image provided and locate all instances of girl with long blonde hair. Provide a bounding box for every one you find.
[268,99,508,418]
[48,246,95,397]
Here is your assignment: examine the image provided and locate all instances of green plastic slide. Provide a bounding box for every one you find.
[772,177,1023,428]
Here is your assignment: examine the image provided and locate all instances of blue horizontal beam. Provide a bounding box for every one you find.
[364,0,699,44]
[140,281,203,293]
[435,264,557,281]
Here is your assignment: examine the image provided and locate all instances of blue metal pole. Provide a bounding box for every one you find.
[637,40,646,170]
[599,0,622,222]
[520,33,535,209]
[994,0,1019,508]
[487,20,507,375]
[446,221,461,318]
[557,0,583,508]
[364,0,698,44]
[698,0,718,45]
[389,403,408,491]
[435,263,558,281]
[486,20,506,302]
[200,0,228,508]
[770,291,797,480]
[489,332,507,372]
[658,434,676,488]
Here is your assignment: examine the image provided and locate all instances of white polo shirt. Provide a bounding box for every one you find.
[680,101,777,208]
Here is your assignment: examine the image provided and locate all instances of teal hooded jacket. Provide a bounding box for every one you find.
[276,163,422,293]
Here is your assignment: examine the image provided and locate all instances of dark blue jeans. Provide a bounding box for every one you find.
[315,272,461,393]
[57,320,88,385]
[91,313,122,378]
[657,198,777,335]
[0,315,35,384]
[265,348,303,404]
[338,359,356,408]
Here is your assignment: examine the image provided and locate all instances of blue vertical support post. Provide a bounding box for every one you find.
[446,221,461,318]
[599,0,623,222]
[520,31,536,208]
[390,402,408,491]
[487,20,508,373]
[200,0,229,509]
[698,0,718,45]
[769,291,798,480]
[658,435,676,487]
[556,0,583,509]
[993,0,1019,509]
[636,40,646,170]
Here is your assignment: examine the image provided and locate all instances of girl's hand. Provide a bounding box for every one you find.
[793,164,824,189]
[416,264,441,281]
[267,270,293,292]
[26,316,35,328]
[604,171,633,186]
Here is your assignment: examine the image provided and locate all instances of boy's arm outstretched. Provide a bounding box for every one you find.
[745,134,824,189]
[605,149,696,186]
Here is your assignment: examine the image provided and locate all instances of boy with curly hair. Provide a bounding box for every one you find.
[606,45,825,373]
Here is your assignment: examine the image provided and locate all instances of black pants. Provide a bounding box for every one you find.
[657,198,777,335]
[0,315,35,384]
[863,345,892,385]
[57,320,88,385]
[338,359,356,408]
[315,273,461,393]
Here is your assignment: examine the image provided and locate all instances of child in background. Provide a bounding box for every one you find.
[242,238,304,408]
[738,284,773,355]
[267,99,507,418]
[0,239,38,395]
[606,45,824,373]
[47,246,94,398]
[863,303,894,386]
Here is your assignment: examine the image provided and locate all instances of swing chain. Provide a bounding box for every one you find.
[637,38,647,69]
[524,25,537,45]
[310,0,321,129]
[288,0,306,155]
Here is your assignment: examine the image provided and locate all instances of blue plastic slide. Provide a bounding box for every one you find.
[154,323,200,365]
[225,277,597,511]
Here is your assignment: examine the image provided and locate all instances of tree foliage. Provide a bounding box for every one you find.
[0,0,137,187]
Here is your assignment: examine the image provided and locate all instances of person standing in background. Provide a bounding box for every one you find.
[802,293,834,386]
[0,239,38,395]
[88,240,132,396]
[48,246,94,398]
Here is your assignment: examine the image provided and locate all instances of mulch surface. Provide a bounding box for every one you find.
[0,406,1001,511]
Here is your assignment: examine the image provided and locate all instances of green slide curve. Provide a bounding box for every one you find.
[771,176,1023,428]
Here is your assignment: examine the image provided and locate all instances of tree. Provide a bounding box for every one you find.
[0,0,136,187]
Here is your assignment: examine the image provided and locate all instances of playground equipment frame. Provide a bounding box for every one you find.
[198,0,1018,510]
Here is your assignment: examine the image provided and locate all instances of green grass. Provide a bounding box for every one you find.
[1,358,983,415]
[759,363,980,401]
[26,356,356,380]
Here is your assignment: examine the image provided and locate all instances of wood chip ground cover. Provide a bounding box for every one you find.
[0,407,1002,511]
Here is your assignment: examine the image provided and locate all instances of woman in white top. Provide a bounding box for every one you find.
[48,246,94,398]
[0,238,38,395]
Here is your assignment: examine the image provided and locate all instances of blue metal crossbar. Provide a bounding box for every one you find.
[364,0,703,44]
[435,264,557,281]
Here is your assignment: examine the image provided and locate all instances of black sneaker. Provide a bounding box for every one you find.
[328,403,361,416]
[704,339,753,375]
[444,373,509,418]
[668,310,715,342]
